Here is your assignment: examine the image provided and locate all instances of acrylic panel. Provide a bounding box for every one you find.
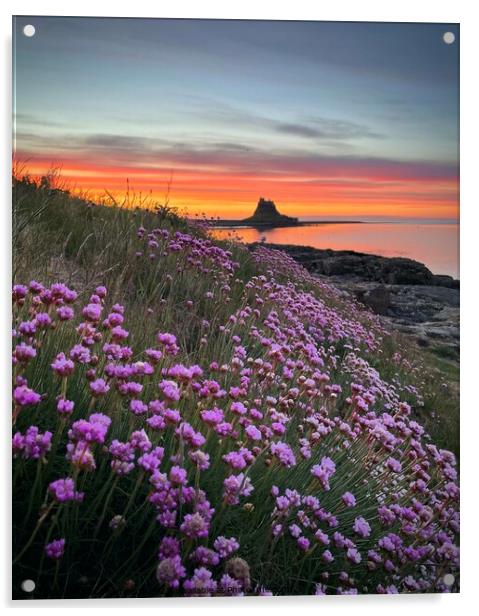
[12,16,459,599]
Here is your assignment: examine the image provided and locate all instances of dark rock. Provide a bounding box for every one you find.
[320,255,365,276]
[417,337,430,348]
[410,311,427,322]
[432,274,460,289]
[251,243,444,286]
[318,279,459,361]
[354,285,391,315]
[242,198,298,227]
[380,258,434,285]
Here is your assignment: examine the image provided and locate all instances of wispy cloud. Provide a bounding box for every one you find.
[192,100,382,144]
[274,117,383,141]
[15,129,458,184]
[13,112,67,129]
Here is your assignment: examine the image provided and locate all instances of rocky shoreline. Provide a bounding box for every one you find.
[252,243,460,361]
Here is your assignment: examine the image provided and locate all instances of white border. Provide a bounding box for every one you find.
[1,1,478,614]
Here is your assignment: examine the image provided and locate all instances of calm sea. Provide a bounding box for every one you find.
[211,221,459,279]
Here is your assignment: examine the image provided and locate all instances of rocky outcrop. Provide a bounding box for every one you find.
[353,285,391,315]
[255,244,459,287]
[242,198,298,227]
[333,280,460,358]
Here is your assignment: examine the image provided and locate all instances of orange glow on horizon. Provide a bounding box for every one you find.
[16,155,459,221]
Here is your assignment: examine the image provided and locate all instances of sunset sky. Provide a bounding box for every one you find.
[13,17,459,220]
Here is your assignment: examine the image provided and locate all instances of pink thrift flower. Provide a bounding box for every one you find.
[49,478,84,502]
[342,491,356,507]
[45,538,65,560]
[13,384,41,406]
[90,378,110,396]
[51,352,75,377]
[353,517,371,538]
[245,425,262,441]
[169,465,188,485]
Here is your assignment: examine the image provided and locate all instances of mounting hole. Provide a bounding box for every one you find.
[443,573,455,587]
[443,32,455,45]
[21,579,35,593]
[23,24,36,37]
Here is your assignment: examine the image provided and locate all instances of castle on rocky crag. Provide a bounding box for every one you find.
[242,198,298,226]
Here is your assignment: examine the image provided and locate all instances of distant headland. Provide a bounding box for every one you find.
[211,198,362,228]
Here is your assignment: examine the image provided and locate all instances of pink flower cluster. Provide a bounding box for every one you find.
[12,228,459,596]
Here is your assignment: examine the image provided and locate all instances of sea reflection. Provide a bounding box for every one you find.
[211,223,459,278]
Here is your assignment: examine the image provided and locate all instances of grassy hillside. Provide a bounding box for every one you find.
[12,174,459,598]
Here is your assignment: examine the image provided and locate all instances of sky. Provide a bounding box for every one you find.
[13,17,459,220]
